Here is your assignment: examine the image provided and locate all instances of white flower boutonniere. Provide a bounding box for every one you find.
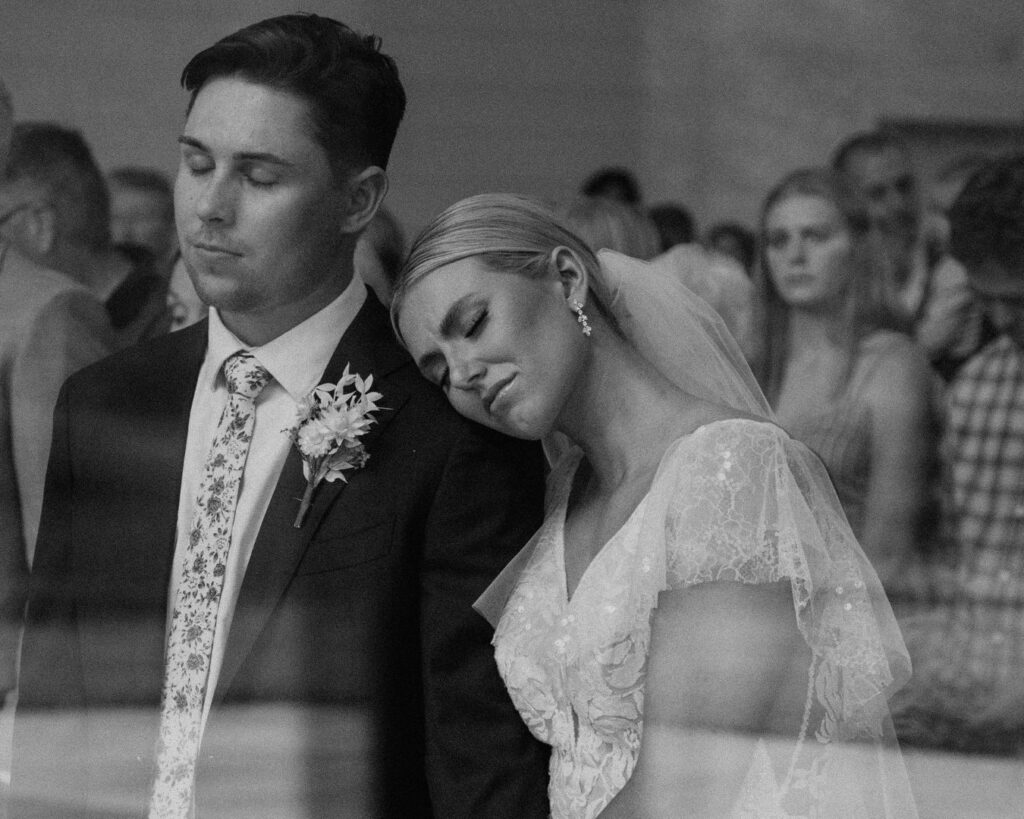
[285,365,384,528]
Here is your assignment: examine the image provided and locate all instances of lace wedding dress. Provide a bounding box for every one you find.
[489,419,918,818]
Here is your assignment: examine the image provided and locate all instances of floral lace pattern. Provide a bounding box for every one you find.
[493,419,917,818]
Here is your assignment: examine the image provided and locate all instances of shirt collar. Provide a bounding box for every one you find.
[206,272,368,399]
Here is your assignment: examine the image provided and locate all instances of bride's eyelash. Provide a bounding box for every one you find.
[435,308,487,390]
[466,310,487,337]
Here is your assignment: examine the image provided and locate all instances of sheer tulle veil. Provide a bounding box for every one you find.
[592,248,772,418]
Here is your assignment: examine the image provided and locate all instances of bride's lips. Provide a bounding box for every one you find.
[483,375,515,415]
[191,240,243,257]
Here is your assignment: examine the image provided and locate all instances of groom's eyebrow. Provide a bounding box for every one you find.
[177,135,295,167]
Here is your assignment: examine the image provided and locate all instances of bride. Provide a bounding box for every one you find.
[390,193,918,818]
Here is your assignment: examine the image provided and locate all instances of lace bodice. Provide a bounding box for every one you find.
[495,469,649,819]
[491,419,917,818]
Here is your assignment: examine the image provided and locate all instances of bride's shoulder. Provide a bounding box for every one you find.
[656,406,788,474]
[675,406,783,449]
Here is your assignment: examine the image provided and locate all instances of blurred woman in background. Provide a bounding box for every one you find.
[563,194,757,361]
[560,195,662,261]
[753,167,937,591]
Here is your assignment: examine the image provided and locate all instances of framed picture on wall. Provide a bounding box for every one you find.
[880,117,1024,188]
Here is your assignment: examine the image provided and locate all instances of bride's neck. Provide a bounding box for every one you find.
[555,332,685,487]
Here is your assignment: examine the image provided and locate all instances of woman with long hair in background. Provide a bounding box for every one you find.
[753,168,937,592]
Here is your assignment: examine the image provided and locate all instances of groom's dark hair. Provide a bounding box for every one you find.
[181,13,406,183]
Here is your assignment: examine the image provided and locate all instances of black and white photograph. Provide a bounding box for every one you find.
[0,2,1023,817]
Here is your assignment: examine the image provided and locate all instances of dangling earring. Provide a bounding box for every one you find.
[571,299,592,337]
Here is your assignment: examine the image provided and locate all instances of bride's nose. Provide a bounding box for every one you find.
[449,357,485,391]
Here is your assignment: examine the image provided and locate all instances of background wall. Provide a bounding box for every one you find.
[2,0,1023,238]
[640,0,1024,228]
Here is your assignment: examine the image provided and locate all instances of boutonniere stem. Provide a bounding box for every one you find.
[294,474,318,530]
[284,365,383,528]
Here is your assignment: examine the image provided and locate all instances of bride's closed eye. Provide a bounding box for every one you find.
[434,311,489,390]
[466,309,487,337]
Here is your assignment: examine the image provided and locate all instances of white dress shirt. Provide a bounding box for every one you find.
[168,273,366,731]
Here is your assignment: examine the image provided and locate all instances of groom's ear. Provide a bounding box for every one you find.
[550,246,589,302]
[338,166,388,235]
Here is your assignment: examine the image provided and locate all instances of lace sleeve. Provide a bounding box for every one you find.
[657,422,805,591]
[638,420,911,737]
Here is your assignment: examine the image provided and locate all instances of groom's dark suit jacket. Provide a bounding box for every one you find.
[11,293,550,818]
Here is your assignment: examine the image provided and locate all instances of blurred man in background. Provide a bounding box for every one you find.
[833,129,984,376]
[2,124,171,348]
[107,165,178,273]
[0,81,112,697]
[894,153,1024,757]
[833,130,925,315]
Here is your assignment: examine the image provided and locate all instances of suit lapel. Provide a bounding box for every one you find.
[134,321,209,589]
[78,321,208,697]
[214,294,411,700]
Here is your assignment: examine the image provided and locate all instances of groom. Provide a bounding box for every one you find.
[11,14,549,818]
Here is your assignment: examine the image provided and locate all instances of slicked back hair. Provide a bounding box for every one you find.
[391,193,621,344]
[180,13,406,184]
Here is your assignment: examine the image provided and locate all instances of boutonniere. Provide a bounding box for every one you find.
[284,365,384,528]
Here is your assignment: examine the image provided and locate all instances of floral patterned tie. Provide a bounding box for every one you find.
[148,351,272,818]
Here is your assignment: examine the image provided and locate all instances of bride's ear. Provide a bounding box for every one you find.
[549,246,589,303]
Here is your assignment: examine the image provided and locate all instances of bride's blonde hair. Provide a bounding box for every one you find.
[390,193,617,342]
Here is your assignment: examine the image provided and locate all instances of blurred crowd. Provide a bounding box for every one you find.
[0,68,1022,762]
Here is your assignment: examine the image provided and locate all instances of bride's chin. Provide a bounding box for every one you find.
[495,411,551,442]
[500,421,546,442]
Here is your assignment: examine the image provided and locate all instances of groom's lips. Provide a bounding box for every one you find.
[483,376,515,415]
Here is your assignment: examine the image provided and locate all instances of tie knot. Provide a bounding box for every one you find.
[223,351,271,399]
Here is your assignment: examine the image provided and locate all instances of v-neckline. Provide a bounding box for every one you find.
[557,487,651,606]
[553,417,776,605]
[555,458,652,606]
